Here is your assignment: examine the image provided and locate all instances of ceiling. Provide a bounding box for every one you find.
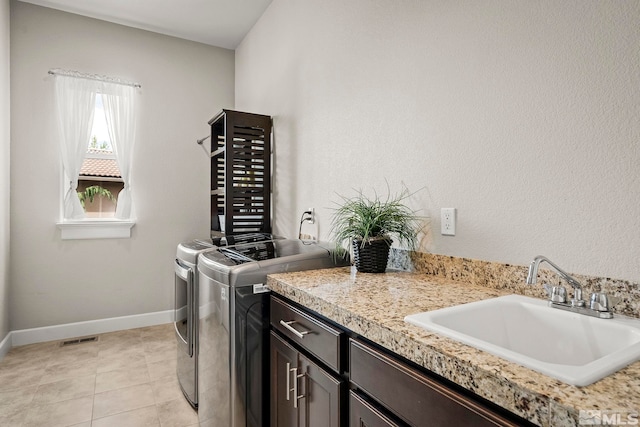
[18,0,273,49]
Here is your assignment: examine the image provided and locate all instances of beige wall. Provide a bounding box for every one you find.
[236,0,640,282]
[0,0,10,341]
[10,1,234,330]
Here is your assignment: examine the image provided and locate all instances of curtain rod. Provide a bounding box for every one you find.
[48,69,142,89]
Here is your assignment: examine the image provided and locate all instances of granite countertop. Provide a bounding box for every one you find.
[267,267,640,427]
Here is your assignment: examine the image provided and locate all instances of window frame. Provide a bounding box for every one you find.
[56,218,136,240]
[53,73,138,240]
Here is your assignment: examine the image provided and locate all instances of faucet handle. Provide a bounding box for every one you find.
[589,293,621,312]
[571,288,585,307]
[544,284,567,303]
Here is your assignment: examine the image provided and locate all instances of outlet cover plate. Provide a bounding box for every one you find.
[441,208,456,236]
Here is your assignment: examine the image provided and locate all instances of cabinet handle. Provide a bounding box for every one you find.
[280,320,311,339]
[286,364,306,408]
[286,362,292,402]
[290,366,305,409]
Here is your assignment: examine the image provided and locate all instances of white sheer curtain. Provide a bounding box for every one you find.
[101,82,136,219]
[54,75,96,219]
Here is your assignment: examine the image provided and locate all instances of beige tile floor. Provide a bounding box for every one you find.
[0,323,199,427]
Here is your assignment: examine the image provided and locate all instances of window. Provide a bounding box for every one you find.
[52,70,138,239]
[78,94,124,219]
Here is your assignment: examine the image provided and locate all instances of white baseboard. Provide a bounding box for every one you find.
[9,309,174,347]
[0,331,11,359]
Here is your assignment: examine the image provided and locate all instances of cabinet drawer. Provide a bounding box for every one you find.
[349,339,520,427]
[349,391,403,427]
[271,296,343,373]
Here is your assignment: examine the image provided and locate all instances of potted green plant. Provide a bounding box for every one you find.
[330,184,423,273]
[77,185,116,209]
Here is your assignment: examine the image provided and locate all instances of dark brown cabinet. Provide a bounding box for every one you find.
[271,332,299,427]
[208,109,272,238]
[270,296,346,427]
[349,338,523,427]
[349,391,402,427]
[270,295,343,373]
[271,332,343,427]
[270,294,534,427]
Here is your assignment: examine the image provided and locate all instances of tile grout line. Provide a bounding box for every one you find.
[91,366,98,426]
[149,354,162,427]
[0,324,181,426]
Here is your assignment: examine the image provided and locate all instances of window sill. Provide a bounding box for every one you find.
[56,219,135,240]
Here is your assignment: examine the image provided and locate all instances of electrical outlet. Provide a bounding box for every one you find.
[302,208,315,224]
[441,208,456,236]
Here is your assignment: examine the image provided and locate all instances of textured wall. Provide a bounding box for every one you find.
[236,0,640,282]
[10,1,234,330]
[0,0,9,340]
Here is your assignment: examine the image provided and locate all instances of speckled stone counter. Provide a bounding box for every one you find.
[267,267,640,427]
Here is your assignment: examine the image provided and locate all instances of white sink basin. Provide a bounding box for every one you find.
[404,294,640,386]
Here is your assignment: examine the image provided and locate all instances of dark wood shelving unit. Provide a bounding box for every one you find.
[208,109,272,238]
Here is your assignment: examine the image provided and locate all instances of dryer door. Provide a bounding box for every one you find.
[175,258,198,408]
[174,259,194,356]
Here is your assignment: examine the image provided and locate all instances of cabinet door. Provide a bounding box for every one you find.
[271,332,299,427]
[349,391,402,427]
[298,352,343,427]
[350,339,521,427]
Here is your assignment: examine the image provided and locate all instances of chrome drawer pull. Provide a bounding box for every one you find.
[290,366,305,409]
[280,320,311,339]
[286,362,292,401]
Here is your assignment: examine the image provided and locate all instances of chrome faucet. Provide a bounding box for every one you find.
[526,255,584,307]
[526,255,619,319]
